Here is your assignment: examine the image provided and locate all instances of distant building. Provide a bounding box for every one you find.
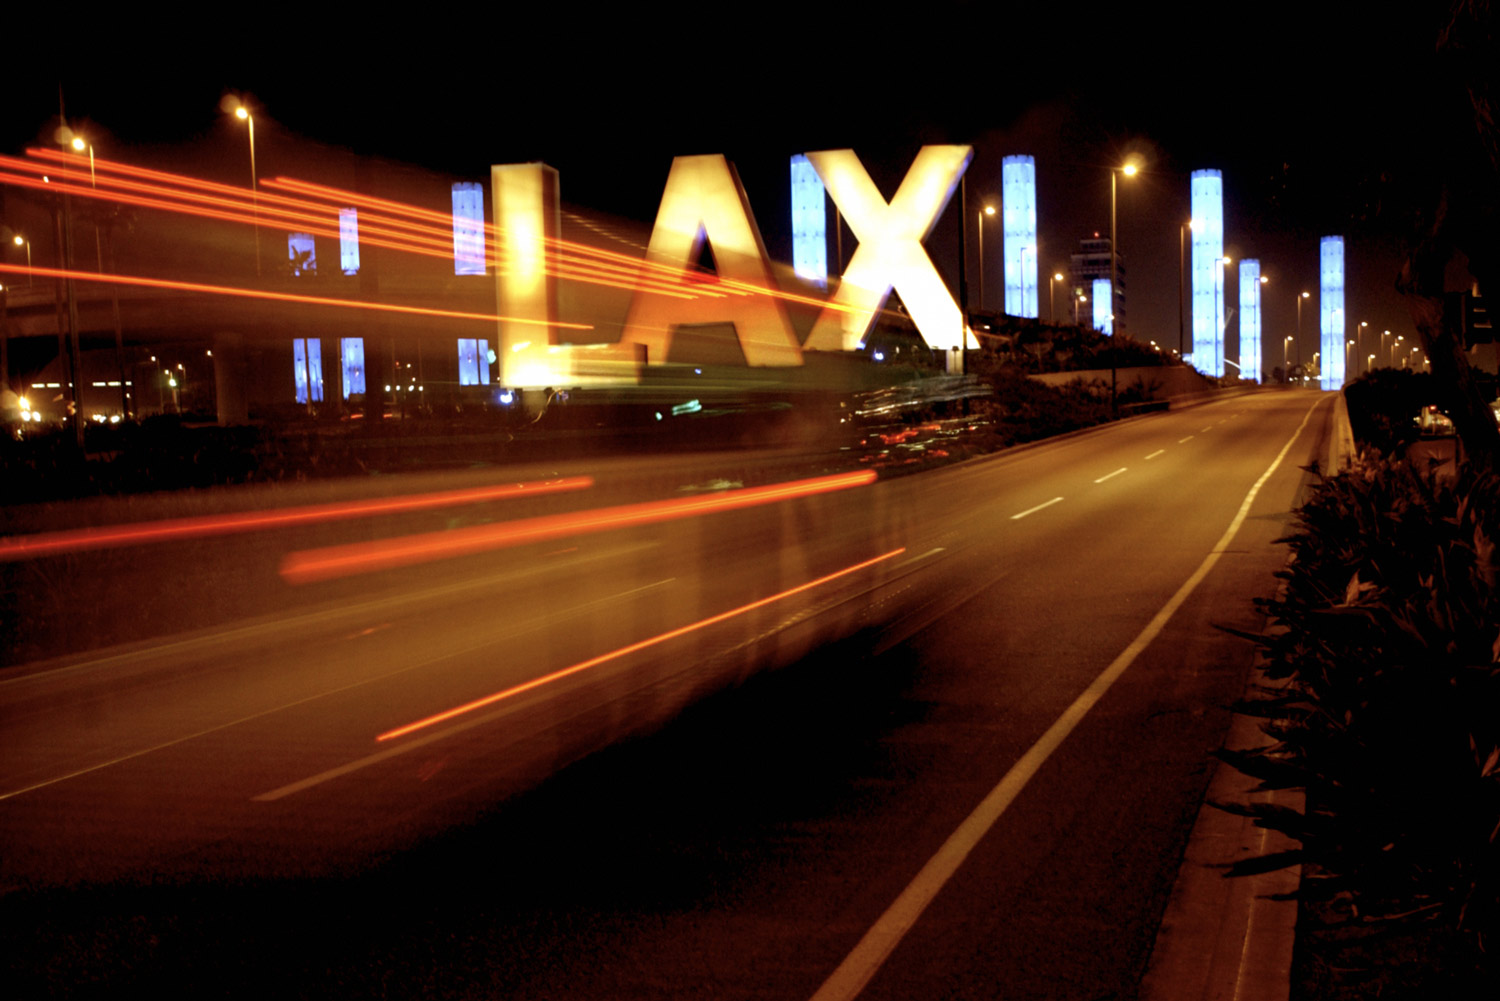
[1069,234,1125,331]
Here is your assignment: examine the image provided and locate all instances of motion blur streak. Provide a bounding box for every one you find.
[6,153,708,299]
[266,176,739,296]
[0,478,593,560]
[0,263,593,330]
[375,546,906,742]
[281,470,880,585]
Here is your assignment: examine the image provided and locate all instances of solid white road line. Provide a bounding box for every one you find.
[1145,450,1166,460]
[806,395,1329,1001]
[1094,468,1127,484]
[1009,497,1064,521]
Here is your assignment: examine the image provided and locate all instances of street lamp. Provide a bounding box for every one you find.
[1050,271,1064,324]
[1179,219,1191,358]
[1284,335,1294,376]
[1357,321,1369,376]
[232,102,261,276]
[10,234,30,286]
[1110,162,1138,338]
[1295,291,1310,372]
[977,203,995,312]
[1216,256,1233,379]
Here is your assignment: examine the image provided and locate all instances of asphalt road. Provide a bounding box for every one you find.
[0,389,1332,998]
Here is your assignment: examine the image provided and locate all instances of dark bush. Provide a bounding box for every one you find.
[1220,455,1500,995]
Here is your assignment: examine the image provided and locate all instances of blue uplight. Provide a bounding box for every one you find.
[790,155,827,289]
[1002,155,1038,318]
[1190,170,1224,376]
[1320,237,1345,390]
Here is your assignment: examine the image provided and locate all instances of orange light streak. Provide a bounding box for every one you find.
[0,262,592,329]
[15,150,866,316]
[374,545,906,742]
[0,478,593,561]
[281,470,879,585]
[12,152,708,299]
[266,176,740,291]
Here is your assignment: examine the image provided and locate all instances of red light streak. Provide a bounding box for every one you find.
[0,262,592,329]
[11,152,708,299]
[374,545,906,742]
[0,478,594,561]
[280,470,879,585]
[12,149,870,316]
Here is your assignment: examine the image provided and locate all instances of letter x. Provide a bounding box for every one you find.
[804,146,973,353]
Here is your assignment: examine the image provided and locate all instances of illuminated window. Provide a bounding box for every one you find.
[339,208,360,275]
[1092,278,1112,335]
[790,155,828,289]
[458,338,492,386]
[1002,155,1038,318]
[341,337,366,398]
[1239,259,1261,381]
[293,338,324,404]
[1190,170,1224,376]
[1320,237,1345,390]
[452,182,486,276]
[288,232,316,277]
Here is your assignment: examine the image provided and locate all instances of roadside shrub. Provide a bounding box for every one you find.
[1220,454,1500,993]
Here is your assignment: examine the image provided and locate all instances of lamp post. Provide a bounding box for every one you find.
[233,104,261,277]
[1179,219,1191,358]
[1050,271,1063,324]
[977,204,995,312]
[11,234,31,285]
[1357,321,1369,376]
[1284,336,1294,377]
[1294,291,1309,374]
[1215,256,1233,379]
[1110,162,1138,338]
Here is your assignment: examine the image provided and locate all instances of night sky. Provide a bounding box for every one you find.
[0,3,1473,371]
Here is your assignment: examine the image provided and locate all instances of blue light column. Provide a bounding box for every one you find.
[1002,155,1038,318]
[339,208,360,275]
[1320,236,1345,389]
[452,182,486,276]
[1190,170,1224,376]
[458,338,491,386]
[1239,259,1261,382]
[293,338,324,404]
[340,338,366,399]
[790,155,827,289]
[288,232,316,276]
[1092,278,1112,335]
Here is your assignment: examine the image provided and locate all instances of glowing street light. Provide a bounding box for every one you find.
[1110,161,1139,338]
[231,101,261,276]
[1050,271,1064,324]
[977,203,996,311]
[11,233,31,286]
[1295,291,1310,369]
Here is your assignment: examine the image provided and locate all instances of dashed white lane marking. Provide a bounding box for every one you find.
[1145,449,1166,460]
[1200,425,1214,432]
[1009,497,1064,521]
[1094,468,1127,484]
[1179,435,1195,444]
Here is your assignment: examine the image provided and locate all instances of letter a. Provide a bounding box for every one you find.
[803,146,973,353]
[620,155,802,367]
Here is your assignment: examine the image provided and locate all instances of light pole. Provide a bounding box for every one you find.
[11,234,31,285]
[1284,336,1294,377]
[1295,291,1310,375]
[977,204,995,312]
[233,104,261,277]
[1110,162,1138,339]
[1050,271,1063,324]
[1357,321,1369,376]
[1216,256,1233,379]
[1179,219,1191,358]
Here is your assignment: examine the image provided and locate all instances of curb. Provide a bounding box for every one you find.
[1140,594,1302,1001]
[1138,681,1302,1001]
